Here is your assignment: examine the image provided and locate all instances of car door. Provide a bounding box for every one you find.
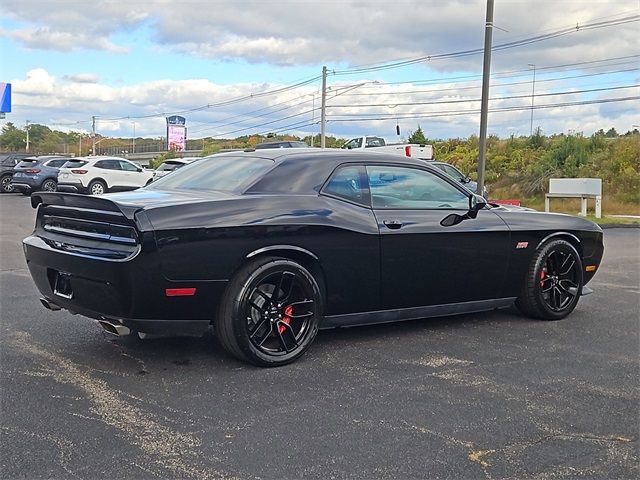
[93,159,123,188]
[117,160,143,188]
[366,164,511,310]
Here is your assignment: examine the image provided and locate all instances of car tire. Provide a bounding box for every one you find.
[516,239,583,320]
[1,175,14,193]
[216,256,322,367]
[41,179,57,192]
[88,180,107,195]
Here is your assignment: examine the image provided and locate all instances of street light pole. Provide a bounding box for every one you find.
[25,120,30,152]
[528,63,536,135]
[132,122,136,154]
[476,0,494,197]
[91,116,96,155]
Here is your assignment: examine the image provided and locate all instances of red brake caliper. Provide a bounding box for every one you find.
[540,269,546,287]
[278,305,293,334]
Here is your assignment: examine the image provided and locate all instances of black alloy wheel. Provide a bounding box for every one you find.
[516,238,583,320]
[1,175,14,193]
[217,257,322,366]
[41,179,57,192]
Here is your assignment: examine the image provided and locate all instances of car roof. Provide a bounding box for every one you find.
[66,156,129,163]
[209,147,427,165]
[210,148,446,195]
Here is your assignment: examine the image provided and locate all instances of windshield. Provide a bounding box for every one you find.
[148,155,273,192]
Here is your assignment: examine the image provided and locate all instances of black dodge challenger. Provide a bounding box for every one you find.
[24,149,604,366]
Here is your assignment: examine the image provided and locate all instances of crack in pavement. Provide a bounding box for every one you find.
[8,331,235,480]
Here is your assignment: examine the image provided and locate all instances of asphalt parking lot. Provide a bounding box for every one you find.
[1,193,638,480]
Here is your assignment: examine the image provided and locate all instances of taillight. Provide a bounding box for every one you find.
[71,169,88,174]
[404,146,411,157]
[25,168,41,174]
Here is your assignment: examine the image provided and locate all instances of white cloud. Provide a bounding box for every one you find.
[64,73,100,84]
[6,67,637,141]
[1,0,637,68]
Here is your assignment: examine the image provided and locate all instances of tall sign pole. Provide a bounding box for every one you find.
[25,120,30,152]
[477,0,494,196]
[320,66,327,148]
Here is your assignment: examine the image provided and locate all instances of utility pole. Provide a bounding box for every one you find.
[78,135,82,156]
[311,93,316,147]
[528,63,536,135]
[91,116,96,155]
[476,0,494,197]
[25,120,30,152]
[320,66,327,148]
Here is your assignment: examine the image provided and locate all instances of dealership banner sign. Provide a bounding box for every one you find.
[166,115,186,151]
[0,83,11,117]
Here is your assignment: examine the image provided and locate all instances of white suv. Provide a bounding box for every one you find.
[58,157,154,195]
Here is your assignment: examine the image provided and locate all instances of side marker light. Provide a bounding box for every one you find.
[165,288,197,297]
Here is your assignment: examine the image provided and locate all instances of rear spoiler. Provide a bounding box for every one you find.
[31,192,141,220]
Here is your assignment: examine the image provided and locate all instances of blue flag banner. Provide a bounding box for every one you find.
[0,83,11,113]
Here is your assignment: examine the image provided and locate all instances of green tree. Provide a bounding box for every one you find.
[408,126,427,144]
[605,127,618,138]
[0,122,27,151]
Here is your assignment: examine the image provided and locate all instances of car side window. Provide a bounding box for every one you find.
[367,165,469,210]
[46,160,68,168]
[119,161,139,172]
[95,160,120,170]
[323,165,369,206]
[344,138,362,149]
[442,164,464,180]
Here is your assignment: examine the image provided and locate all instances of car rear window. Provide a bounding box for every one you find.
[16,159,38,168]
[157,162,183,171]
[148,156,273,193]
[62,160,89,168]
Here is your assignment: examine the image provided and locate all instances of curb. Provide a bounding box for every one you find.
[599,224,640,229]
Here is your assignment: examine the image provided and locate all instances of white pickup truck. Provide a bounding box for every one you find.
[341,136,433,160]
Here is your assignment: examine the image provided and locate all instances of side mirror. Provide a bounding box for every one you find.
[469,194,487,217]
[136,167,142,172]
[440,194,486,227]
[440,213,465,227]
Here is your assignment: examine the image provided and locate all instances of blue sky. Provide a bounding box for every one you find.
[1,0,638,141]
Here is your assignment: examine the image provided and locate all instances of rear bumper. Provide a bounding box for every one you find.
[58,182,86,193]
[11,177,41,191]
[23,234,228,333]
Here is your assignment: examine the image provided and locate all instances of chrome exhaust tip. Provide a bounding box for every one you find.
[97,320,131,336]
[40,297,62,311]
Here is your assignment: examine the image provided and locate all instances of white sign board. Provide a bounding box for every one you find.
[549,178,602,196]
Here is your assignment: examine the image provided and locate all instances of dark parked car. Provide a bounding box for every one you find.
[11,155,70,194]
[0,152,32,193]
[24,150,603,366]
[254,140,309,149]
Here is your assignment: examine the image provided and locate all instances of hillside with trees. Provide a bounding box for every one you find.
[1,122,638,213]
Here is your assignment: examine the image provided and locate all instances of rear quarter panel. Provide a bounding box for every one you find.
[144,194,381,316]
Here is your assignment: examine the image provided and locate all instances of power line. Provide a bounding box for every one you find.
[326,96,639,123]
[332,15,639,76]
[99,74,322,122]
[326,84,640,110]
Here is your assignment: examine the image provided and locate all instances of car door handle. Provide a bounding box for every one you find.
[383,220,403,230]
